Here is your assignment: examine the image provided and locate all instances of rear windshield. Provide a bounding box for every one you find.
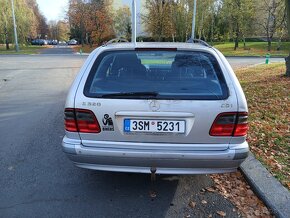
[84,50,229,100]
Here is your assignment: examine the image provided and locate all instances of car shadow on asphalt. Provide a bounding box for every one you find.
[73,169,240,218]
[76,170,179,217]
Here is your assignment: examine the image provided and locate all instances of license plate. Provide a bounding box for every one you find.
[124,119,185,133]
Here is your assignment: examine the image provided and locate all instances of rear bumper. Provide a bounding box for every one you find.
[62,137,249,174]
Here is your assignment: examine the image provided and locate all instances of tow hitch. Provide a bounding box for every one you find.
[149,167,157,198]
[150,167,156,181]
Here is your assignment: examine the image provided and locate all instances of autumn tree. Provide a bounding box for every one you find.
[0,0,48,49]
[26,0,48,39]
[68,0,114,46]
[1,1,10,49]
[87,0,114,46]
[48,20,69,41]
[256,0,286,51]
[221,0,255,50]
[196,0,213,41]
[68,0,87,45]
[195,0,227,43]
[114,6,131,39]
[171,0,193,42]
[143,0,175,41]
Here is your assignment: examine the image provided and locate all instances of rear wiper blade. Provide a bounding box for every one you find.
[101,91,159,98]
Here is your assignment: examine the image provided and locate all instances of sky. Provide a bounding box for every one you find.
[36,0,136,22]
[37,0,69,21]
[36,0,144,34]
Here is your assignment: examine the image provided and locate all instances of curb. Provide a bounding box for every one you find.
[224,56,287,58]
[75,52,90,56]
[240,152,290,218]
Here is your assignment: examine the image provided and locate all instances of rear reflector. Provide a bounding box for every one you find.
[210,112,248,137]
[64,108,101,133]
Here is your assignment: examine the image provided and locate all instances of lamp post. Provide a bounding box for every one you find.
[191,0,197,39]
[11,0,19,52]
[131,0,136,44]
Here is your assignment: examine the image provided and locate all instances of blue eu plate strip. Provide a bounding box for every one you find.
[124,119,131,132]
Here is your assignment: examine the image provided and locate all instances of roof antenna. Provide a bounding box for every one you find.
[131,0,137,44]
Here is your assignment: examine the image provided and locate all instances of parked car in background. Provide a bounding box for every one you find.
[52,40,58,45]
[58,41,67,45]
[31,39,47,46]
[62,41,249,174]
[47,39,58,45]
[67,39,78,45]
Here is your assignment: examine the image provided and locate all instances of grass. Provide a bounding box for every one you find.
[235,63,289,188]
[72,45,96,54]
[0,44,48,54]
[141,59,172,65]
[214,42,290,57]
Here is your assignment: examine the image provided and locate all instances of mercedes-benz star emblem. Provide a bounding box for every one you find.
[149,100,160,111]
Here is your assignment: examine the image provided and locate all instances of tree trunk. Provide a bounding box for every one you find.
[5,39,9,50]
[285,0,290,76]
[5,35,9,50]
[267,39,271,51]
[4,27,9,50]
[89,35,92,48]
[81,36,84,47]
[234,36,239,50]
[234,23,239,50]
[286,54,290,77]
[85,32,89,45]
[277,39,281,51]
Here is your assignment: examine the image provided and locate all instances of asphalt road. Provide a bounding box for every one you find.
[226,56,285,69]
[40,45,75,54]
[0,48,285,217]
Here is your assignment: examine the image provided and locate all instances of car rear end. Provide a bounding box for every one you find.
[62,42,249,174]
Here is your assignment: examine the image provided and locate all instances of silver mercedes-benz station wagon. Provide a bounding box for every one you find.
[62,41,249,174]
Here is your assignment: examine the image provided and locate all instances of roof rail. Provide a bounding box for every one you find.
[187,38,211,47]
[103,37,129,46]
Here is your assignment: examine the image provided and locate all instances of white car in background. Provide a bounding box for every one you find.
[68,39,78,45]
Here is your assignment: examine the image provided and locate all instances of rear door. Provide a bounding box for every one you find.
[75,49,237,150]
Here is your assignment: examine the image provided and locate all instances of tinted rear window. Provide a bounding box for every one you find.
[84,50,229,100]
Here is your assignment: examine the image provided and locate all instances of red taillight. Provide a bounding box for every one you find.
[64,108,78,132]
[64,108,101,133]
[75,109,101,133]
[233,112,249,136]
[210,112,248,137]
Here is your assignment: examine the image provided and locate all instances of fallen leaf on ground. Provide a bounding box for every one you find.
[206,187,215,192]
[211,172,272,217]
[216,211,226,217]
[188,201,196,208]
